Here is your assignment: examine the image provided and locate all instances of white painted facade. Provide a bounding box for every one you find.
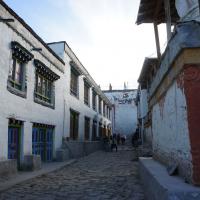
[104,89,137,136]
[0,2,111,167]
[152,80,192,179]
[175,0,200,21]
[48,42,112,141]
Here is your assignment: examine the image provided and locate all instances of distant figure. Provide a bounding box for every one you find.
[132,129,139,147]
[121,135,126,145]
[117,134,121,145]
[111,134,118,152]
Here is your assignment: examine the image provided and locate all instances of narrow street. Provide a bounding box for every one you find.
[0,146,144,200]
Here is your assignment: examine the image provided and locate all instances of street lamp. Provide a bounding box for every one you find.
[0,18,14,23]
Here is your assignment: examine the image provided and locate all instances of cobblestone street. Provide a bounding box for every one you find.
[0,148,144,200]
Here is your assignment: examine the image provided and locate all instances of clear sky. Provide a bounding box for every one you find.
[4,0,166,90]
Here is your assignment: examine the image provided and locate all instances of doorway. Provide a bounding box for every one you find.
[32,125,54,162]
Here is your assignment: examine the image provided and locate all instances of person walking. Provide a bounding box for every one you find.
[111,134,118,152]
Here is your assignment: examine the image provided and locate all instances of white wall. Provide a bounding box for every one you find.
[49,42,112,141]
[152,80,192,179]
[0,3,112,163]
[0,19,65,160]
[104,90,137,136]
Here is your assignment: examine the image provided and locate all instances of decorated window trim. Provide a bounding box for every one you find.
[7,41,34,98]
[34,59,60,109]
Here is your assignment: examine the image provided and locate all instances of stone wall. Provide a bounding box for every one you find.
[0,160,17,177]
[61,141,103,159]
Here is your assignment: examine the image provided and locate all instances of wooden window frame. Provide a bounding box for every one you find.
[99,98,102,114]
[70,69,79,98]
[84,82,90,106]
[7,41,33,98]
[35,72,53,105]
[84,117,90,141]
[70,109,79,140]
[92,90,97,111]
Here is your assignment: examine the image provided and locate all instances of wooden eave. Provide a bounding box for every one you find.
[136,0,179,25]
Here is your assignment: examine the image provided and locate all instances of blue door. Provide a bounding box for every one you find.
[32,127,53,162]
[8,127,20,159]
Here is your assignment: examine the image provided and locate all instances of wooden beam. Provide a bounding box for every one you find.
[153,23,161,60]
[164,0,172,41]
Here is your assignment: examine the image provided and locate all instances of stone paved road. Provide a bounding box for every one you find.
[0,148,144,200]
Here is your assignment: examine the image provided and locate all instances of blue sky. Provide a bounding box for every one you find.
[4,0,166,90]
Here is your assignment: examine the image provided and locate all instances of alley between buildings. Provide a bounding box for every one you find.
[0,146,144,200]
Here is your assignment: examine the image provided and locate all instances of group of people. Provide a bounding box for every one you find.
[110,133,126,152]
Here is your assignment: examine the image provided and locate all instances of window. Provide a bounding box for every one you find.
[10,59,24,90]
[92,90,97,110]
[70,61,81,98]
[70,70,79,97]
[7,41,33,98]
[99,97,102,114]
[70,109,79,140]
[84,117,90,141]
[34,59,60,108]
[103,102,106,116]
[92,120,97,141]
[84,80,90,106]
[35,73,52,104]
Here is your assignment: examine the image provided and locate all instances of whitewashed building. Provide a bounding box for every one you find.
[103,87,137,136]
[136,0,200,185]
[0,1,111,175]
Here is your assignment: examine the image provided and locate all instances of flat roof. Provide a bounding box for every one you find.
[136,0,179,25]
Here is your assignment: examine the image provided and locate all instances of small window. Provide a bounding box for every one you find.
[70,61,81,98]
[70,109,79,140]
[70,70,79,97]
[99,97,102,114]
[84,117,90,141]
[92,90,96,110]
[84,81,90,106]
[92,120,97,141]
[9,59,24,90]
[103,102,106,116]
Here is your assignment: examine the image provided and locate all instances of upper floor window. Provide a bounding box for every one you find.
[92,89,97,110]
[70,61,81,98]
[99,97,102,114]
[7,41,33,98]
[34,59,60,108]
[103,102,106,116]
[84,79,90,106]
